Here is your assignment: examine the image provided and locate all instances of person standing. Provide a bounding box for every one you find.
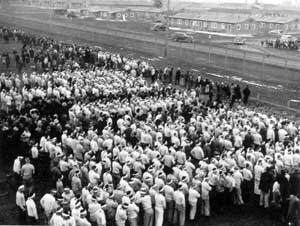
[127,197,139,226]
[259,167,274,208]
[173,184,186,226]
[136,188,153,226]
[163,178,174,224]
[201,177,212,217]
[26,193,39,224]
[188,185,201,221]
[16,185,26,224]
[115,202,128,226]
[154,187,166,226]
[21,157,35,190]
[40,189,58,223]
[243,85,251,105]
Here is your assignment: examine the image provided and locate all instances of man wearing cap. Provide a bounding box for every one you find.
[40,189,58,223]
[188,184,200,221]
[50,207,63,226]
[77,209,91,226]
[16,185,26,224]
[71,170,82,196]
[164,178,175,224]
[173,184,186,226]
[127,195,139,226]
[201,177,212,217]
[115,202,128,226]
[154,187,166,226]
[26,193,39,224]
[136,188,153,226]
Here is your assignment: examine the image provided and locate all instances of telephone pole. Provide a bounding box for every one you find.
[164,0,170,57]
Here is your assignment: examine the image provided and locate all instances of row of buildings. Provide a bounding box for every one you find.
[169,12,300,35]
[18,0,300,35]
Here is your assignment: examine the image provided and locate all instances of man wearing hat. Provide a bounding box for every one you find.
[71,170,82,196]
[164,178,175,224]
[16,185,26,224]
[154,187,166,226]
[127,195,139,226]
[40,189,58,223]
[173,183,186,226]
[77,209,91,226]
[115,201,128,226]
[26,193,39,224]
[188,184,201,221]
[50,207,63,226]
[136,187,153,226]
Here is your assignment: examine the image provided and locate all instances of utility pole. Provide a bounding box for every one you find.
[164,0,170,57]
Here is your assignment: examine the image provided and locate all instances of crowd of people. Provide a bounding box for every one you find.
[0,26,299,226]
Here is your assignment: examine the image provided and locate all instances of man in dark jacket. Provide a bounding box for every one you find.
[289,167,300,197]
[243,85,251,105]
[259,167,274,208]
[287,194,300,226]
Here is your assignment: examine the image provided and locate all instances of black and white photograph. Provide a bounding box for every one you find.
[0,0,300,225]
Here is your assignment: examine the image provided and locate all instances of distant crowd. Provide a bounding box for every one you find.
[0,26,299,226]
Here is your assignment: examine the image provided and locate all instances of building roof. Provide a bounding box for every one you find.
[170,12,300,24]
[253,15,299,24]
[170,12,251,24]
[126,7,165,13]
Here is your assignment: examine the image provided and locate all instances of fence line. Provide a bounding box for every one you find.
[0,14,300,112]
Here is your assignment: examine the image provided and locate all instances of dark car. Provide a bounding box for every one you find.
[171,32,194,43]
[151,23,167,32]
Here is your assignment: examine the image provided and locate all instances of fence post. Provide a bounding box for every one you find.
[208,46,211,65]
[193,42,196,64]
[180,42,182,57]
[242,51,246,77]
[262,54,265,80]
[284,59,288,75]
[224,49,228,74]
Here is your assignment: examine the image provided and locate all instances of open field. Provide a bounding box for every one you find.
[2,6,300,111]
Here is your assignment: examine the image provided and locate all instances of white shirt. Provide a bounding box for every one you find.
[26,198,39,220]
[13,158,21,175]
[40,193,57,213]
[16,191,26,210]
[188,188,200,204]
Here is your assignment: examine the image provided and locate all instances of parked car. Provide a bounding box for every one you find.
[233,36,246,45]
[269,29,283,35]
[171,32,194,43]
[151,23,167,32]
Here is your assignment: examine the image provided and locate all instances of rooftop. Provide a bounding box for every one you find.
[170,12,251,23]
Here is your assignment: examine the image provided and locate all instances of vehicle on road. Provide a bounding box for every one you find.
[233,36,246,45]
[151,23,167,32]
[171,32,194,43]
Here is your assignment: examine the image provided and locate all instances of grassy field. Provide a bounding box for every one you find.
[1,8,300,112]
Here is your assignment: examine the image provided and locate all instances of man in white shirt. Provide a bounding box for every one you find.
[26,193,39,224]
[173,184,186,226]
[201,178,212,217]
[16,185,26,224]
[13,156,23,186]
[188,185,200,221]
[40,189,57,223]
[154,188,166,226]
[50,207,64,226]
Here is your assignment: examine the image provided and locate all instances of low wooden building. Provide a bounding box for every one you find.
[169,12,300,35]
